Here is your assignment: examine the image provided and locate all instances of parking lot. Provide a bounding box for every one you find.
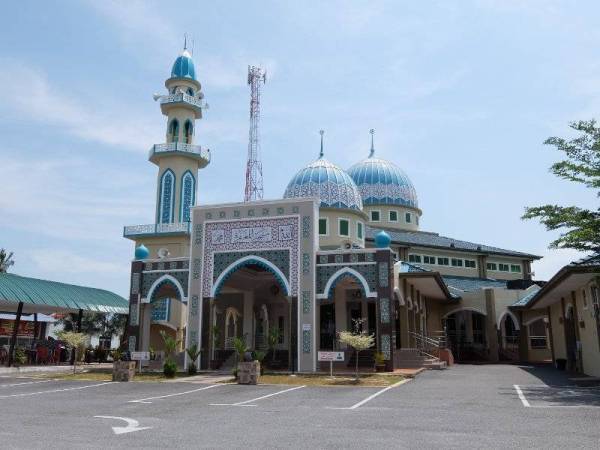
[1,364,600,449]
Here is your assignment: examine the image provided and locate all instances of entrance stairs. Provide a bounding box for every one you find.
[394,348,446,370]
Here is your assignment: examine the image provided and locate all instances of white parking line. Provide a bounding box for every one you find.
[0,382,114,398]
[329,379,411,410]
[210,385,306,407]
[1,379,56,388]
[513,385,530,407]
[129,384,221,404]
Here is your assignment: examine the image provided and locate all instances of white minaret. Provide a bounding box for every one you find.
[151,42,210,225]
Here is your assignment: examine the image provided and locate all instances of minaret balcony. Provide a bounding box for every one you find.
[149,142,210,167]
[123,222,190,239]
[159,92,206,118]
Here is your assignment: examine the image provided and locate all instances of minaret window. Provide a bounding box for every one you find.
[184,120,193,144]
[159,169,175,224]
[187,88,194,96]
[180,171,195,222]
[169,119,179,143]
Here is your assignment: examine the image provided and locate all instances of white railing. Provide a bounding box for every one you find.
[149,142,210,161]
[160,92,206,109]
[123,222,190,237]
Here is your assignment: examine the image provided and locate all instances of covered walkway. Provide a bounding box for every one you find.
[0,273,128,367]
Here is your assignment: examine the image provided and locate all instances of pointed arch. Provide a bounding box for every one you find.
[169,118,179,143]
[498,310,520,330]
[158,169,175,224]
[146,274,186,303]
[442,307,487,319]
[179,170,195,222]
[184,119,193,144]
[211,255,291,298]
[317,267,377,299]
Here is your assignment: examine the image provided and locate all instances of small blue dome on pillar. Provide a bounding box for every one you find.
[135,244,150,260]
[375,230,391,248]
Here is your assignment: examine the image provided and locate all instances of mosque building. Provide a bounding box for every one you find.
[123,48,552,372]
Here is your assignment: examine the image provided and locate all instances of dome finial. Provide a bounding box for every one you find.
[319,129,325,158]
[369,128,375,157]
[183,33,188,50]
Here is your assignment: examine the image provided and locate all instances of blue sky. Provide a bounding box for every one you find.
[0,0,597,297]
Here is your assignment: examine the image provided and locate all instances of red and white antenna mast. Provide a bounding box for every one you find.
[244,65,267,202]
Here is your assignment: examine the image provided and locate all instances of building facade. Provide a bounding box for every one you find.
[124,49,552,371]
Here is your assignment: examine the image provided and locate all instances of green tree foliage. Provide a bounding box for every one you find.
[0,249,14,273]
[338,319,375,381]
[58,313,126,340]
[523,120,600,252]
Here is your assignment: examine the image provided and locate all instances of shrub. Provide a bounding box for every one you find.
[94,345,108,363]
[14,347,27,365]
[163,360,177,378]
[186,344,201,375]
[374,352,386,366]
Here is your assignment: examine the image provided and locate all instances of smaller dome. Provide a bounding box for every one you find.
[374,230,391,248]
[135,244,150,260]
[171,50,196,80]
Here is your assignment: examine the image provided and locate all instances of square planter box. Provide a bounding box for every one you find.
[237,361,260,385]
[112,361,136,382]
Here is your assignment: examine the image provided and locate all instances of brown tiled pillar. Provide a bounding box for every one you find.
[126,261,144,352]
[375,250,394,370]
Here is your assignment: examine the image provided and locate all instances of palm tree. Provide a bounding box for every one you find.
[0,249,14,273]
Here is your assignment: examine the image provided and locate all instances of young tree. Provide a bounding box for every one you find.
[338,319,375,381]
[55,331,87,374]
[522,120,600,252]
[0,249,15,273]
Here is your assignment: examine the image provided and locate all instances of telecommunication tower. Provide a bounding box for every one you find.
[244,65,267,202]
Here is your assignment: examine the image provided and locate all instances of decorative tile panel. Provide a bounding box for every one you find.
[316,264,377,297]
[319,255,328,264]
[234,210,240,218]
[213,250,290,284]
[302,253,311,275]
[302,216,311,238]
[292,206,299,213]
[128,335,136,352]
[192,258,201,280]
[131,273,140,295]
[277,207,284,215]
[302,330,311,353]
[194,224,203,245]
[205,212,212,219]
[334,254,343,264]
[141,270,189,299]
[190,295,199,317]
[302,291,311,314]
[219,211,226,218]
[129,302,139,326]
[381,334,391,360]
[248,209,255,217]
[262,208,269,216]
[380,297,390,323]
[350,253,358,263]
[379,262,389,288]
[151,298,170,321]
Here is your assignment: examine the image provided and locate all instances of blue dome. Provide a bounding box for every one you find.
[283,157,363,211]
[170,50,196,80]
[375,230,391,248]
[135,244,150,260]
[348,155,418,208]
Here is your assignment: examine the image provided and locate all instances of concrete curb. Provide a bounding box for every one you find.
[0,365,75,375]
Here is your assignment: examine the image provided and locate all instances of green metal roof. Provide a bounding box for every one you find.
[0,273,129,314]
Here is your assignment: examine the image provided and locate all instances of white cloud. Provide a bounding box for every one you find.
[28,248,128,276]
[532,248,587,281]
[0,59,160,152]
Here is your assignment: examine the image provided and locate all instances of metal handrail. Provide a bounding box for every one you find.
[408,331,446,360]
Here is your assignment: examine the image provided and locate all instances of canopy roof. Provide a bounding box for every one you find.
[0,273,128,314]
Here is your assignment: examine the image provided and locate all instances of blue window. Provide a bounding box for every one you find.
[180,171,195,222]
[169,119,179,143]
[159,170,175,223]
[184,120,193,144]
[151,298,170,322]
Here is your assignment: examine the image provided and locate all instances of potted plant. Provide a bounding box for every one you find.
[186,344,201,375]
[233,337,260,384]
[252,350,266,375]
[374,352,386,372]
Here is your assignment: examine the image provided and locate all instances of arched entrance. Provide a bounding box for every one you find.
[443,309,487,362]
[209,257,293,372]
[564,305,578,371]
[499,312,520,361]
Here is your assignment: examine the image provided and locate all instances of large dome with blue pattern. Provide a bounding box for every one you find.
[170,49,196,80]
[283,156,363,211]
[347,144,418,208]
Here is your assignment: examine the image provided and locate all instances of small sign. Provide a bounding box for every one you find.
[318,351,344,362]
[130,351,150,361]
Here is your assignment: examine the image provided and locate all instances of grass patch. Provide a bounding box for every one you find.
[31,369,191,382]
[256,373,404,387]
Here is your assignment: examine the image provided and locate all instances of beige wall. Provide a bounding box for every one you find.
[135,236,190,259]
[363,205,421,231]
[318,208,367,250]
[549,301,566,360]
[572,282,600,377]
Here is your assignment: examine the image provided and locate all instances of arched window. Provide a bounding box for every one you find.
[169,119,179,143]
[159,169,175,224]
[184,120,193,144]
[180,171,195,222]
[187,88,194,96]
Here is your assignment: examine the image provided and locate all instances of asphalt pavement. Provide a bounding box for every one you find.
[1,364,599,449]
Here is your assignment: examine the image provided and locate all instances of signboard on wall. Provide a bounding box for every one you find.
[0,320,34,337]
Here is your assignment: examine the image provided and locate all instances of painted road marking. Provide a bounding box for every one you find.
[514,384,600,408]
[329,379,411,410]
[0,379,56,388]
[129,384,221,404]
[94,416,152,435]
[514,385,530,407]
[210,385,306,407]
[0,382,114,399]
